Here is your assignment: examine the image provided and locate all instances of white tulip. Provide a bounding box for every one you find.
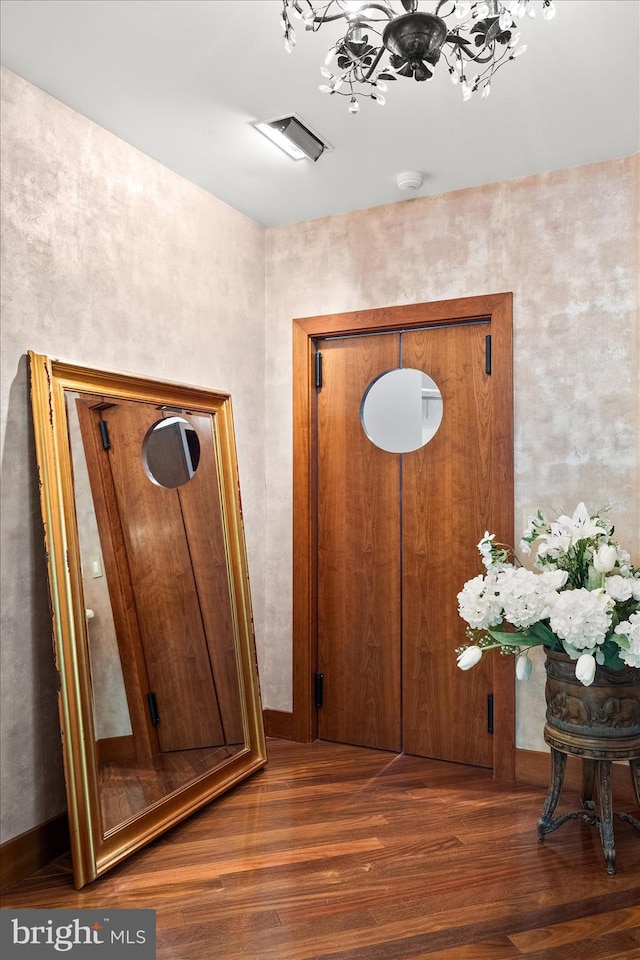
[457,645,483,670]
[593,543,618,573]
[515,653,532,681]
[575,653,596,686]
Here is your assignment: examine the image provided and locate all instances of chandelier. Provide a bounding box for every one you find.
[281,0,556,112]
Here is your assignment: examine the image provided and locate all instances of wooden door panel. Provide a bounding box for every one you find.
[401,323,494,766]
[317,335,402,751]
[101,402,225,753]
[75,395,160,761]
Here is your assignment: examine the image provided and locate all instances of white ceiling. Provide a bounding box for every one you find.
[1,0,639,228]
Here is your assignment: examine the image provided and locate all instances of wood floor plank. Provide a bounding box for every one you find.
[406,941,524,960]
[409,935,640,960]
[509,907,640,953]
[517,933,640,960]
[2,738,639,960]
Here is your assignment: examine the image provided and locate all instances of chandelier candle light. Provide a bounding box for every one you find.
[455,503,640,686]
[281,0,556,111]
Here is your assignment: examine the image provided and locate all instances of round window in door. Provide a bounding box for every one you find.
[361,368,443,454]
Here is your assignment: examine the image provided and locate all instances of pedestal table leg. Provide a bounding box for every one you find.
[619,758,640,831]
[630,758,640,811]
[581,758,596,810]
[595,760,616,875]
[538,747,566,840]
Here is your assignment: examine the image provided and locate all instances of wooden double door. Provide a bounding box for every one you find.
[315,320,508,767]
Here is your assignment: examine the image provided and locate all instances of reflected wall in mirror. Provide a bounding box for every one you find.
[28,351,267,888]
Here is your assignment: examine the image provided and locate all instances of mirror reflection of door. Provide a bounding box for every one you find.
[143,416,201,488]
[316,323,497,768]
[66,392,245,833]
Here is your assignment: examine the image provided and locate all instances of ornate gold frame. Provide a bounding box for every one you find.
[28,351,267,888]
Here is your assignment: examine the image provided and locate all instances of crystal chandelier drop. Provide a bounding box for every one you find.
[281,0,556,112]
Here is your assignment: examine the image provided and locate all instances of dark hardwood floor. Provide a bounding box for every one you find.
[2,738,639,959]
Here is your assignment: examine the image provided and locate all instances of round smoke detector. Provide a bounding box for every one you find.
[396,171,423,191]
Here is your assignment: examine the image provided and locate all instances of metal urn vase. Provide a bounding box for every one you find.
[543,647,640,757]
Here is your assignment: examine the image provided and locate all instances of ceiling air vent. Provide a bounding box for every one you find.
[253,114,331,162]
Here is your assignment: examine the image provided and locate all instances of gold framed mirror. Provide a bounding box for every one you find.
[28,351,267,888]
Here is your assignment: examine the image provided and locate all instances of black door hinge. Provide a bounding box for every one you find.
[99,419,111,451]
[315,351,323,389]
[147,692,160,726]
[485,335,492,375]
[487,693,494,735]
[314,672,324,708]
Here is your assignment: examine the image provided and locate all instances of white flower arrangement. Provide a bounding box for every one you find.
[456,503,640,686]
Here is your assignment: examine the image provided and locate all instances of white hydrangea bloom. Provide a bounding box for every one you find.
[614,611,640,668]
[495,567,550,628]
[457,574,502,630]
[547,588,612,650]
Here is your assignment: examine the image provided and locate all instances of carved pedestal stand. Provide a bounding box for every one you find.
[537,736,640,875]
[536,648,640,875]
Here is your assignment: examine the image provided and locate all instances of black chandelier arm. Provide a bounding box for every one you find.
[288,1,347,27]
[335,55,384,86]
[344,2,394,22]
[434,0,460,16]
[287,1,346,28]
[459,43,502,65]
[343,23,387,45]
[289,0,394,28]
[362,45,387,81]
[434,0,512,12]
[335,34,384,72]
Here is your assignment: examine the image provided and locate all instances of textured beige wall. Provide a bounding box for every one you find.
[0,67,265,843]
[264,156,640,753]
[2,63,638,848]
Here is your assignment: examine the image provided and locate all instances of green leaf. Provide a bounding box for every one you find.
[586,566,604,591]
[599,637,628,669]
[486,629,540,648]
[525,621,560,647]
[601,648,627,670]
[611,632,630,650]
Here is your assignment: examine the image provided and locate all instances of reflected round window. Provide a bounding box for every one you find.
[142,416,201,488]
[361,368,443,453]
